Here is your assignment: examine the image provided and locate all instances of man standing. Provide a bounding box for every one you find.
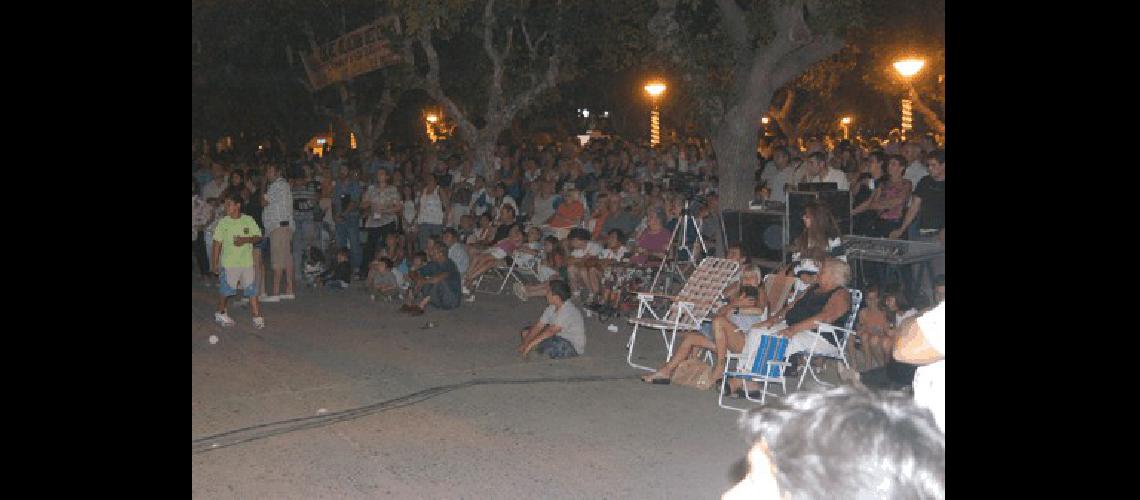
[334,167,364,277]
[796,152,849,190]
[202,163,228,202]
[759,147,796,203]
[518,280,586,359]
[290,167,321,283]
[212,192,266,329]
[262,164,295,300]
[901,142,929,186]
[891,150,946,294]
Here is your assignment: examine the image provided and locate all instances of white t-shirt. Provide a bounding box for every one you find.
[905,160,929,186]
[540,301,586,354]
[912,302,945,432]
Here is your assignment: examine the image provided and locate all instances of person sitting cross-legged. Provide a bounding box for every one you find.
[517,280,586,360]
[400,241,462,316]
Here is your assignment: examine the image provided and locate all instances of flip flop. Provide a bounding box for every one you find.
[641,374,671,384]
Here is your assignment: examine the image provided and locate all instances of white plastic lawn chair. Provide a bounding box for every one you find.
[795,288,863,389]
[625,257,740,371]
[719,332,791,411]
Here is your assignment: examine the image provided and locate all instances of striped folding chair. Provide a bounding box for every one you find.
[718,332,791,411]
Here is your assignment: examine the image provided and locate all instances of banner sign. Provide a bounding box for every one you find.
[302,16,402,91]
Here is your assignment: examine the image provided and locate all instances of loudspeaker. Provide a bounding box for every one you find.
[787,190,852,245]
[723,210,785,265]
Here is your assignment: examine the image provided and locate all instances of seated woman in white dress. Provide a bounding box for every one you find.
[741,258,853,387]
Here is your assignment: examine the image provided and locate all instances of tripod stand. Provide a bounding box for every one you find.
[649,200,708,293]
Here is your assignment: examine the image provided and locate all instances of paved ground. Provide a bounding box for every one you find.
[192,276,839,499]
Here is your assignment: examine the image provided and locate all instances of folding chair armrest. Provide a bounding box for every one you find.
[814,321,856,335]
[768,361,791,366]
[635,292,678,301]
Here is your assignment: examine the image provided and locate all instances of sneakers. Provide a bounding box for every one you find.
[465,294,476,302]
[512,282,528,302]
[253,317,265,329]
[214,312,235,327]
[279,294,296,300]
[260,295,280,303]
[462,285,472,295]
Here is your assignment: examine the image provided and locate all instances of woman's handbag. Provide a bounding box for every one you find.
[671,357,715,391]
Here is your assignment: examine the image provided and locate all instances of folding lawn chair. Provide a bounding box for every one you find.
[471,249,541,294]
[795,288,863,389]
[718,332,791,411]
[625,257,740,371]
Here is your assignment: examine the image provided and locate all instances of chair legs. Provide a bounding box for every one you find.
[625,323,655,372]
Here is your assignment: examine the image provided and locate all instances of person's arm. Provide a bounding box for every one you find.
[521,324,562,354]
[210,240,222,273]
[889,195,923,239]
[777,289,850,337]
[852,186,879,214]
[359,188,373,211]
[893,316,943,364]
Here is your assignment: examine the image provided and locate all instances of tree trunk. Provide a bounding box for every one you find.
[714,116,762,210]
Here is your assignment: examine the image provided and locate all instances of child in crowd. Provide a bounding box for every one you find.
[366,257,399,301]
[854,286,892,370]
[457,214,476,244]
[302,245,326,287]
[320,248,352,289]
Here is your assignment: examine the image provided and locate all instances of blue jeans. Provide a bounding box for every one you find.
[335,220,362,272]
[536,336,579,359]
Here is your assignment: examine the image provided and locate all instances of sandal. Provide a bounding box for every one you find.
[641,373,671,384]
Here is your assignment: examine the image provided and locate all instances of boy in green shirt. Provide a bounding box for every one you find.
[211,192,266,329]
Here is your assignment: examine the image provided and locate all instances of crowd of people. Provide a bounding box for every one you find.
[194,131,946,494]
[193,130,944,397]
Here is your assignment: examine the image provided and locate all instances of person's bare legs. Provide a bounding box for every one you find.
[586,267,602,296]
[249,294,261,318]
[640,332,715,382]
[254,249,266,296]
[272,268,284,296]
[283,254,294,295]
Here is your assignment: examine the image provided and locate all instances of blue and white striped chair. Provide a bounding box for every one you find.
[718,333,792,411]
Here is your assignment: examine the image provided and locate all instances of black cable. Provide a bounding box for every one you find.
[192,373,637,455]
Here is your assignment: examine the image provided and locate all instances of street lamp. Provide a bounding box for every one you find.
[644,80,667,147]
[892,57,925,139]
[840,116,852,140]
[425,112,440,143]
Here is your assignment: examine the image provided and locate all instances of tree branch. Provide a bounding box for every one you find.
[909,87,946,135]
[483,0,506,115]
[417,26,478,143]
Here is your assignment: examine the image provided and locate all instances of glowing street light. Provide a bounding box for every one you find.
[893,57,926,139]
[425,112,440,143]
[840,116,852,140]
[644,80,667,146]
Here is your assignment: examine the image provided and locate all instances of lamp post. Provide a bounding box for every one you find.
[644,80,667,147]
[840,116,852,140]
[892,57,925,140]
[425,112,439,143]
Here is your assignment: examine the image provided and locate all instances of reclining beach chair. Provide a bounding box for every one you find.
[718,332,791,411]
[625,257,739,371]
[795,288,863,389]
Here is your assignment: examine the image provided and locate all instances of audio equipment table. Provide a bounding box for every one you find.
[841,235,944,305]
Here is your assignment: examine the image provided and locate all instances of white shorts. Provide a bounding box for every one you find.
[488,247,508,260]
